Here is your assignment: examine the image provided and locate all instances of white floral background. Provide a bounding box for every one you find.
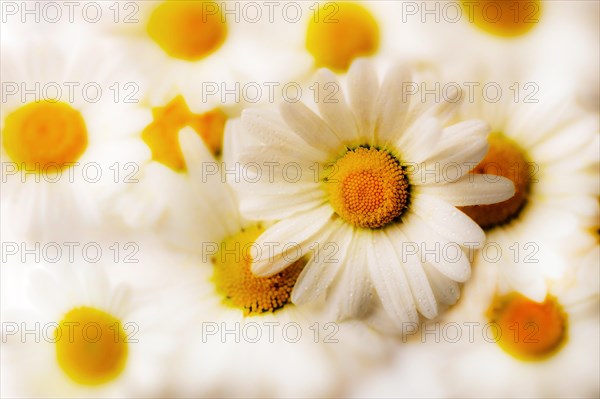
[1,1,598,397]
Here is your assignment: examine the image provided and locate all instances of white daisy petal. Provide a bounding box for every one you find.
[419,174,515,206]
[412,122,489,185]
[336,234,374,318]
[374,64,412,145]
[397,116,443,164]
[421,262,461,306]
[238,191,326,221]
[388,226,439,319]
[402,212,473,283]
[410,193,485,246]
[313,68,360,142]
[367,230,419,325]
[251,205,334,276]
[347,59,379,142]
[279,101,344,153]
[292,220,352,304]
[241,108,329,162]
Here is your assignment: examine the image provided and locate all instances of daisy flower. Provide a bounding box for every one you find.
[450,74,599,301]
[430,254,599,398]
[91,0,311,104]
[128,127,391,397]
[112,89,233,230]
[0,39,150,239]
[1,263,176,398]
[226,60,515,331]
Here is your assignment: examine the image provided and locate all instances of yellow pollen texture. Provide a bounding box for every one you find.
[212,225,306,316]
[460,0,542,37]
[459,133,530,229]
[488,293,567,361]
[54,306,128,386]
[324,146,409,229]
[141,95,227,171]
[2,102,88,171]
[147,0,227,61]
[306,2,380,71]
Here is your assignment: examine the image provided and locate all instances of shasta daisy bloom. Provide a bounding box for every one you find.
[1,263,176,398]
[226,60,515,330]
[431,254,599,398]
[134,128,391,396]
[0,39,150,239]
[452,79,599,301]
[112,89,233,230]
[94,0,310,105]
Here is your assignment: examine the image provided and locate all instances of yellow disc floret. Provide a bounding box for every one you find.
[306,2,380,71]
[147,0,227,61]
[141,95,227,171]
[55,306,128,385]
[324,146,409,229]
[459,133,530,229]
[212,225,306,316]
[460,0,542,37]
[488,293,567,361]
[2,102,87,171]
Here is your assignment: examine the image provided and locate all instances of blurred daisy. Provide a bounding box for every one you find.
[0,40,149,238]
[98,0,310,104]
[112,91,232,230]
[453,79,599,301]
[433,255,599,398]
[227,60,515,331]
[1,263,175,398]
[133,128,391,397]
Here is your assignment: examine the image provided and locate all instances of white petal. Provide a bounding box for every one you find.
[388,225,438,319]
[367,230,418,326]
[397,116,443,165]
[336,233,374,318]
[419,174,515,206]
[291,220,352,304]
[279,101,343,153]
[422,262,460,305]
[241,108,329,162]
[374,64,412,145]
[410,122,489,185]
[238,190,326,221]
[401,212,473,282]
[251,205,334,276]
[313,68,360,143]
[410,193,485,246]
[347,60,379,142]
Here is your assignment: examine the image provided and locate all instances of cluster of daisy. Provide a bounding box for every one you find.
[1,0,598,397]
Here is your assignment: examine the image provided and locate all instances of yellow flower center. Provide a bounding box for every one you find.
[488,293,567,360]
[212,225,306,316]
[306,2,380,71]
[54,306,128,386]
[141,95,227,171]
[147,0,227,61]
[324,146,409,229]
[459,133,530,229]
[2,102,87,171]
[460,0,542,37]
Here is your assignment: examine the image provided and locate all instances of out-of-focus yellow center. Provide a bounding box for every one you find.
[147,0,227,61]
[459,133,530,229]
[141,95,227,171]
[488,293,567,360]
[460,0,542,37]
[2,102,87,171]
[324,146,409,229]
[306,2,380,71]
[54,306,128,386]
[212,225,306,316]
